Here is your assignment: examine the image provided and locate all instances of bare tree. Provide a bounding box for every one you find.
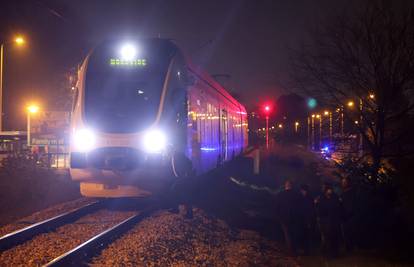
[289,2,414,181]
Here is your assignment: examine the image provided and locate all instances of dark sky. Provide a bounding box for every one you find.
[0,0,374,129]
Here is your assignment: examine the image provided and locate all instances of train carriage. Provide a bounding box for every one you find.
[70,38,248,197]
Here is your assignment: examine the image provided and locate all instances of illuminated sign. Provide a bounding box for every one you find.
[109,58,147,66]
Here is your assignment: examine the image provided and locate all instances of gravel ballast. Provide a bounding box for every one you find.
[0,198,95,237]
[91,208,299,266]
[0,208,136,266]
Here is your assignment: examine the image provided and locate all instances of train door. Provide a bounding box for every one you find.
[220,109,228,162]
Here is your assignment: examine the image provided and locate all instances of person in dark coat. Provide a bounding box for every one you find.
[167,152,195,219]
[275,179,304,255]
[299,184,316,255]
[340,177,357,251]
[316,184,342,258]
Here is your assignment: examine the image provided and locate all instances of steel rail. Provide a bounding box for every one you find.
[0,200,104,251]
[44,206,156,267]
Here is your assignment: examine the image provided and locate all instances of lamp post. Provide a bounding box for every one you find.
[295,121,299,133]
[307,117,311,149]
[266,115,269,148]
[340,101,354,136]
[359,98,363,157]
[0,35,26,131]
[27,104,39,147]
[316,114,321,150]
[324,110,332,143]
[263,105,271,149]
[341,106,344,136]
[311,114,315,150]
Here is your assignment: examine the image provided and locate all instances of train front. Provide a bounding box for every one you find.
[70,39,178,198]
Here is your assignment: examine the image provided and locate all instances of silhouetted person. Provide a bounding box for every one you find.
[316,184,342,258]
[300,184,316,255]
[168,152,195,219]
[340,177,357,252]
[275,179,303,255]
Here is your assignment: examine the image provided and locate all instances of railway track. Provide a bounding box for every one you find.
[0,200,104,252]
[0,199,157,266]
[45,206,155,266]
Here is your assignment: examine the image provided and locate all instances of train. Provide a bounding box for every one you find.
[70,38,248,197]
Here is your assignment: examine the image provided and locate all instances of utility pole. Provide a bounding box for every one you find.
[307,117,311,149]
[359,98,363,157]
[329,112,333,143]
[0,44,3,132]
[311,114,315,150]
[266,115,269,149]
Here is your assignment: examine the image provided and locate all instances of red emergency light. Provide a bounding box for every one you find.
[263,104,272,115]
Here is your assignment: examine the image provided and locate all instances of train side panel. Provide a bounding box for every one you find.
[186,67,248,175]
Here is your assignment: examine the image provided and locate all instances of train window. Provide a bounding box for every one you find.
[164,53,189,130]
[84,39,176,133]
[186,71,196,86]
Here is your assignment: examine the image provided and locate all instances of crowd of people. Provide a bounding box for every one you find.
[274,177,357,258]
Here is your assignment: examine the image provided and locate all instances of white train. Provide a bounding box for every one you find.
[70,38,248,197]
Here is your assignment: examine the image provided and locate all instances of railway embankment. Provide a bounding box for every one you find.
[0,155,81,226]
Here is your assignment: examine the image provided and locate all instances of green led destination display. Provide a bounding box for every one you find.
[109,58,147,66]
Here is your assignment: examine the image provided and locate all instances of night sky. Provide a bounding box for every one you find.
[0,0,382,129]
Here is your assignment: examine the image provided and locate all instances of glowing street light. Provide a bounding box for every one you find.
[295,121,299,133]
[369,93,375,99]
[347,101,354,107]
[278,123,283,129]
[15,36,25,46]
[27,104,39,147]
[324,110,329,116]
[27,105,39,114]
[1,34,27,131]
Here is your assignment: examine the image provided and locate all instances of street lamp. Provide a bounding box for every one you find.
[311,114,315,150]
[316,114,322,149]
[15,36,25,46]
[27,104,39,147]
[0,35,26,131]
[324,110,333,142]
[295,121,299,133]
[347,101,354,107]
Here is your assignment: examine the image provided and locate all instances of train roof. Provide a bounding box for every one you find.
[167,39,246,113]
[186,60,247,113]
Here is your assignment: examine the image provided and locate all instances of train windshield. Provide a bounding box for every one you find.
[84,40,176,133]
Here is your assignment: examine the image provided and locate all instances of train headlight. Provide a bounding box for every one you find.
[143,129,166,153]
[73,129,95,152]
[120,43,137,60]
